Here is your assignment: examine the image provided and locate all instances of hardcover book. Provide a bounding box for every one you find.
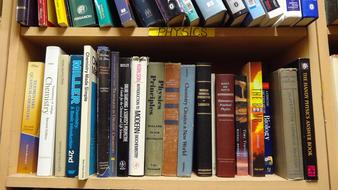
[222,0,248,26]
[177,65,196,177]
[114,0,138,27]
[325,0,338,25]
[194,63,212,176]
[155,0,186,26]
[16,0,38,26]
[295,0,318,26]
[145,62,165,176]
[180,0,200,26]
[211,73,216,176]
[263,82,273,175]
[65,0,73,26]
[65,55,83,177]
[194,0,227,26]
[273,0,302,26]
[215,74,236,177]
[242,0,265,27]
[17,62,44,174]
[94,0,115,27]
[38,0,57,26]
[54,0,69,26]
[68,0,97,27]
[259,0,283,26]
[130,0,164,27]
[241,62,265,177]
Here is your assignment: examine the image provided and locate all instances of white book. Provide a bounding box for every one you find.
[129,56,148,176]
[79,45,97,180]
[211,73,216,176]
[55,55,70,177]
[330,55,338,125]
[37,46,65,176]
[273,0,302,26]
[260,0,283,27]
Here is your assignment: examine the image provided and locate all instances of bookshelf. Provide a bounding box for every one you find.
[0,1,333,190]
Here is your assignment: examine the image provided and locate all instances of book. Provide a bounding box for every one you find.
[65,0,73,26]
[294,0,318,26]
[114,0,138,27]
[130,0,164,27]
[272,68,304,180]
[94,0,115,27]
[68,0,97,27]
[79,45,98,180]
[37,46,65,176]
[259,0,283,26]
[55,55,70,177]
[129,56,148,176]
[194,0,227,26]
[235,75,249,176]
[96,46,111,177]
[263,82,273,175]
[117,58,131,176]
[215,74,235,177]
[242,0,266,27]
[177,65,196,177]
[330,55,338,124]
[180,0,200,26]
[194,63,212,176]
[155,0,186,26]
[241,62,265,177]
[145,62,165,176]
[211,73,216,176]
[38,0,57,26]
[222,0,248,26]
[325,0,338,25]
[16,0,38,26]
[17,62,44,174]
[273,0,302,26]
[54,0,69,27]
[65,55,83,177]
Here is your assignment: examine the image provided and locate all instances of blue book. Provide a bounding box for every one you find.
[194,0,227,26]
[242,0,266,27]
[177,65,196,177]
[114,0,137,27]
[94,0,114,27]
[295,0,318,26]
[66,55,83,177]
[263,83,273,174]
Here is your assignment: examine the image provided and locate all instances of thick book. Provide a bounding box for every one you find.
[273,0,302,26]
[162,63,181,176]
[272,68,304,180]
[130,0,164,27]
[94,0,115,27]
[37,46,65,176]
[79,45,97,180]
[155,0,186,26]
[114,0,138,27]
[65,55,83,177]
[17,62,44,174]
[259,0,283,26]
[241,62,265,177]
[215,74,235,177]
[211,73,216,176]
[145,62,165,176]
[235,75,249,176]
[54,0,69,27]
[117,58,131,176]
[55,55,70,177]
[194,0,227,26]
[16,0,38,26]
[263,82,273,175]
[38,0,57,26]
[194,63,212,176]
[129,56,148,176]
[180,0,200,26]
[68,0,97,27]
[96,47,111,177]
[177,65,196,177]
[295,0,318,26]
[242,0,266,27]
[223,0,248,26]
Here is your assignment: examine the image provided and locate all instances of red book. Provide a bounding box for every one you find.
[38,0,56,26]
[215,74,236,177]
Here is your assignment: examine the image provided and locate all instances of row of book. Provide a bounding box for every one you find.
[17,45,318,180]
[16,0,318,28]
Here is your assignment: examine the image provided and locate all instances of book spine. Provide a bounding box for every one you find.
[235,75,249,176]
[296,59,318,180]
[16,0,28,25]
[215,74,235,177]
[46,0,57,26]
[223,0,248,26]
[96,47,111,177]
[54,0,69,26]
[263,82,273,175]
[194,63,212,176]
[131,0,164,27]
[177,65,196,177]
[68,0,97,27]
[129,56,148,176]
[38,0,47,26]
[94,0,114,27]
[180,0,200,26]
[64,0,73,26]
[17,62,44,174]
[154,0,184,25]
[65,55,83,177]
[117,58,131,176]
[37,46,63,176]
[114,0,137,27]
[55,55,70,177]
[145,62,165,176]
[110,52,120,177]
[242,0,265,27]
[211,73,216,176]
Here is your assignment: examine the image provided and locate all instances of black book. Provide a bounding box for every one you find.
[117,57,131,176]
[130,0,164,27]
[222,0,248,26]
[16,0,38,26]
[325,0,338,25]
[65,0,73,27]
[194,63,212,176]
[154,0,186,26]
[96,46,111,177]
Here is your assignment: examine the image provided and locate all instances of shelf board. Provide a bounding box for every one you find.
[7,174,318,190]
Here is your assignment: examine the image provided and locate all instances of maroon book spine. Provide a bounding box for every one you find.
[215,74,236,177]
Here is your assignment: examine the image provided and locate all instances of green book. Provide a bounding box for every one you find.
[68,0,97,27]
[145,62,165,176]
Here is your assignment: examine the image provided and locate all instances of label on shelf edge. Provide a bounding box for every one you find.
[148,27,215,37]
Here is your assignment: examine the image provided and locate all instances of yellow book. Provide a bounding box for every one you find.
[54,0,69,27]
[17,62,45,174]
[47,0,57,26]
